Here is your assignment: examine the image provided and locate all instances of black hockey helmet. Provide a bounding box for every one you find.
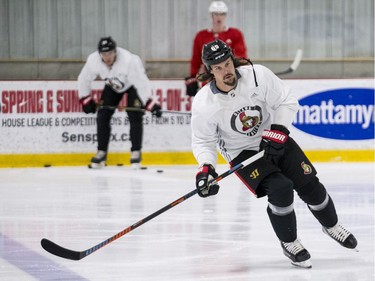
[202,39,233,69]
[98,36,117,53]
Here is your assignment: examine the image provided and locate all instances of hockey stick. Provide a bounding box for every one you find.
[274,49,303,76]
[99,104,192,115]
[41,150,264,260]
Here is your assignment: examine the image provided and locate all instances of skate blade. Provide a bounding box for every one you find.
[88,162,106,169]
[291,260,312,269]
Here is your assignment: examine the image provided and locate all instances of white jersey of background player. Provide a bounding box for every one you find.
[78,46,150,103]
[78,37,161,169]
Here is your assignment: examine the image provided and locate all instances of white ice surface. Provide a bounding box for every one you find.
[0,162,374,281]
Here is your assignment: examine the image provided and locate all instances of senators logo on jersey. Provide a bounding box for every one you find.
[231,105,262,136]
[239,112,259,131]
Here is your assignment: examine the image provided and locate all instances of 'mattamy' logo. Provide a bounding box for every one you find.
[293,88,374,140]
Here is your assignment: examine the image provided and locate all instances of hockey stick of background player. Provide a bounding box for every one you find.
[98,104,192,115]
[41,150,264,261]
[274,49,303,76]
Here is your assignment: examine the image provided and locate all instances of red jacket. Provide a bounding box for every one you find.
[190,27,248,77]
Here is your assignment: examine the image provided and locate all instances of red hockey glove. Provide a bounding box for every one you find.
[185,76,199,97]
[145,98,162,117]
[79,96,96,114]
[260,124,290,164]
[196,164,220,198]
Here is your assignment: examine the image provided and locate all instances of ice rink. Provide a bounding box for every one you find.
[0,162,374,281]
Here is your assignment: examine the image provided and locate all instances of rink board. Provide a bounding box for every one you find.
[0,79,373,167]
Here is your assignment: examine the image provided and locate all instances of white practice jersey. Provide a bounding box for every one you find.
[191,64,299,167]
[78,47,151,102]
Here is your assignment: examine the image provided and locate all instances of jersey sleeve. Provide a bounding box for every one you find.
[77,55,98,99]
[127,55,151,103]
[257,65,299,128]
[191,92,219,167]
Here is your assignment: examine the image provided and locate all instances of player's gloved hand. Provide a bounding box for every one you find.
[259,124,289,164]
[185,76,199,97]
[195,164,220,198]
[145,98,162,117]
[79,96,96,114]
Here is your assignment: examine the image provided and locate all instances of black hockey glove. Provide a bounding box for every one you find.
[79,96,96,114]
[145,98,162,117]
[185,76,199,97]
[259,124,289,164]
[195,164,220,198]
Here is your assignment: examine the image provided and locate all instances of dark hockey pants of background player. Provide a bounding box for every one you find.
[97,85,144,153]
[231,138,338,243]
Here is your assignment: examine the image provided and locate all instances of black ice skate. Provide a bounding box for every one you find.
[89,150,107,169]
[280,239,312,268]
[322,223,358,250]
[130,150,142,170]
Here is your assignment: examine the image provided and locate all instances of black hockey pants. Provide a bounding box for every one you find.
[97,85,144,152]
[230,137,338,242]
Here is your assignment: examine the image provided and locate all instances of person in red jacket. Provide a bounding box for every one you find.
[185,1,248,96]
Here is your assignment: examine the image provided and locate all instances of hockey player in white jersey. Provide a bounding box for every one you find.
[191,39,358,268]
[78,36,161,169]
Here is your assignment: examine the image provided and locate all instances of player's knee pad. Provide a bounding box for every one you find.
[97,108,114,126]
[296,178,338,227]
[128,112,143,135]
[127,111,144,125]
[263,173,294,207]
[295,178,327,205]
[127,111,144,151]
[308,194,338,227]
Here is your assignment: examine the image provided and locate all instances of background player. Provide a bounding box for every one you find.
[78,36,161,169]
[191,39,358,268]
[185,1,248,96]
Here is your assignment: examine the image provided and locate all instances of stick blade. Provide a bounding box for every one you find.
[274,67,293,76]
[275,49,303,76]
[290,49,303,71]
[41,238,83,260]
